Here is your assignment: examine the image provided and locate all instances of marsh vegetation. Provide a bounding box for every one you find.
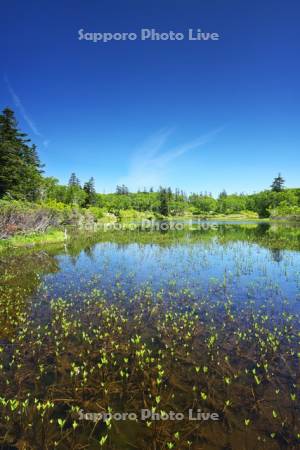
[0,222,300,449]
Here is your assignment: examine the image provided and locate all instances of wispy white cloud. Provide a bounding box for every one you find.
[118,126,224,190]
[4,75,49,147]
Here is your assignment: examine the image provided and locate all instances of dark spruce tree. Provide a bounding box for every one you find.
[66,172,87,205]
[219,189,227,198]
[158,187,169,216]
[116,184,129,195]
[68,172,81,187]
[0,107,43,199]
[83,177,96,206]
[271,173,285,192]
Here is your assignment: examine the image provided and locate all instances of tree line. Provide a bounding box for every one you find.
[1,107,299,218]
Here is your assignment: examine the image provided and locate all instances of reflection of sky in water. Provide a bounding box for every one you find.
[40,240,300,312]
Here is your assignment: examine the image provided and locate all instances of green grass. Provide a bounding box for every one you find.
[205,214,269,221]
[0,229,66,252]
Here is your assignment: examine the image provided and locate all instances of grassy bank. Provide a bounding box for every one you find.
[0,229,66,252]
[1,213,299,254]
[195,213,268,221]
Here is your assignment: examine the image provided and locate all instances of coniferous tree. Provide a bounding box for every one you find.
[0,107,43,199]
[83,177,96,206]
[66,172,86,205]
[19,144,44,200]
[271,173,285,192]
[158,187,169,216]
[116,184,129,195]
[68,172,80,187]
[219,189,227,199]
[122,184,129,195]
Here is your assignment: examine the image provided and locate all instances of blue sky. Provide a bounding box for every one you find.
[1,0,299,195]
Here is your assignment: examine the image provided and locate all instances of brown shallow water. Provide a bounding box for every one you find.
[0,223,300,449]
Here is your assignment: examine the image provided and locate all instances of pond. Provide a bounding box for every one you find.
[0,222,300,449]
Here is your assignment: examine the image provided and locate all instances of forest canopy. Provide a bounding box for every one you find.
[1,107,300,220]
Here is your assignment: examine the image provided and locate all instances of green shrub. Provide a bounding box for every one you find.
[269,202,300,219]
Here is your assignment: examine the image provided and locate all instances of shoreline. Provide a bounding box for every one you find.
[1,215,300,253]
[0,229,66,253]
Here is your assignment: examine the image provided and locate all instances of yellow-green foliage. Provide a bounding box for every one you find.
[0,229,65,252]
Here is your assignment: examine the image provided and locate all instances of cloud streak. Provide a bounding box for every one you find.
[118,126,224,190]
[4,75,49,147]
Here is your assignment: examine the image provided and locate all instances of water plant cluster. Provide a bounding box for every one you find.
[0,224,300,449]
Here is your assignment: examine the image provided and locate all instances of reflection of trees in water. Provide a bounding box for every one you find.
[60,222,300,254]
[255,223,271,235]
[0,251,59,340]
[65,243,96,265]
[0,250,59,291]
[83,245,95,259]
[270,248,284,263]
[215,223,300,252]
